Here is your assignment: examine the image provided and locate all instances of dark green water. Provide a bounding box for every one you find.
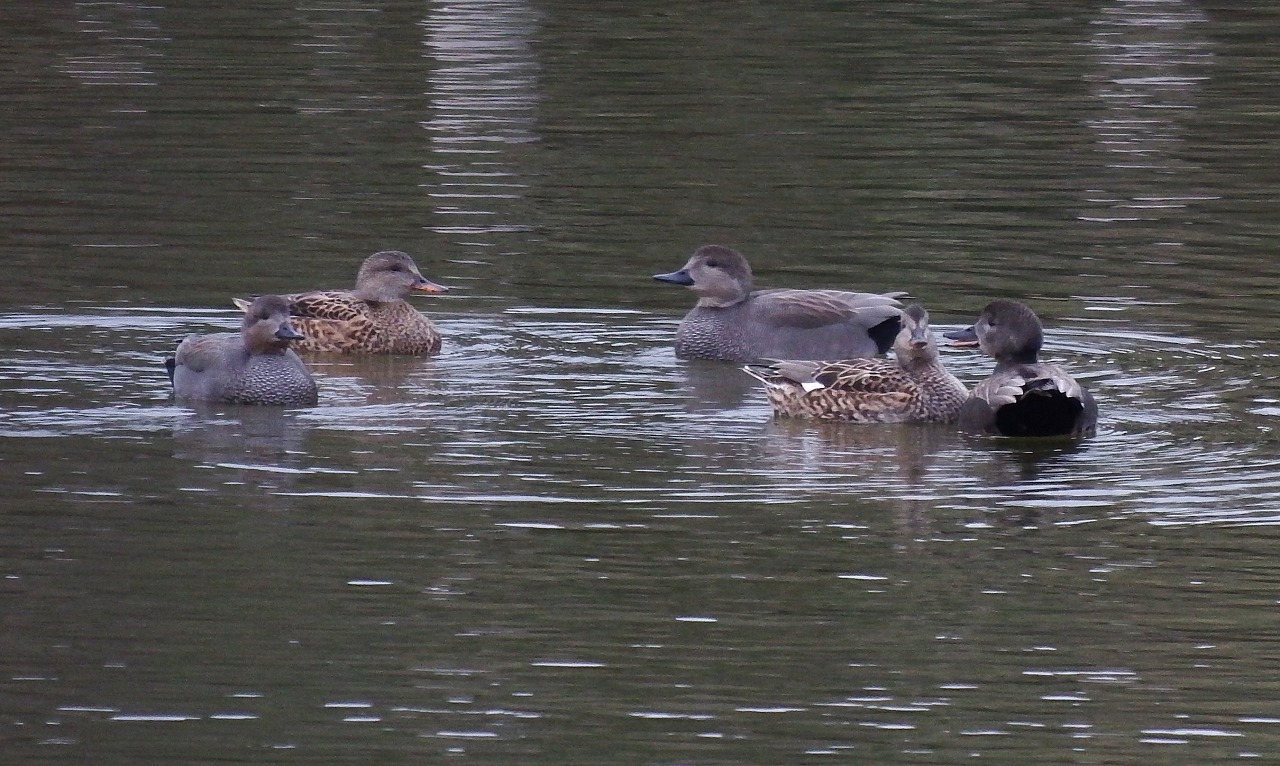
[5,1,1280,763]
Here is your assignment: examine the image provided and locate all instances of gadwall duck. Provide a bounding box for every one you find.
[743,304,967,423]
[251,250,448,355]
[652,245,904,363]
[950,299,1097,437]
[165,295,318,406]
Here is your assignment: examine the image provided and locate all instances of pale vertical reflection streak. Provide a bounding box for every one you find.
[420,0,540,241]
[1080,0,1215,227]
[293,1,382,116]
[64,2,170,87]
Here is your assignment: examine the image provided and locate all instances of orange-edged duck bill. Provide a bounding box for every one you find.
[412,279,449,293]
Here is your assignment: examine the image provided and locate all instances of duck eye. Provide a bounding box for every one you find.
[705,260,721,269]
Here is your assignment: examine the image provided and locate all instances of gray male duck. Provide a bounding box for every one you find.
[165,294,318,406]
[950,299,1097,437]
[743,304,968,423]
[653,245,904,362]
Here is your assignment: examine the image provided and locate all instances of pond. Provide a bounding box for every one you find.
[5,1,1280,763]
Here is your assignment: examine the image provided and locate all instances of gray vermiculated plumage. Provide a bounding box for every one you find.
[955,299,1097,437]
[653,245,903,363]
[743,304,968,423]
[168,295,318,406]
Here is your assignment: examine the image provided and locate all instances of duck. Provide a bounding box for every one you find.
[652,244,904,363]
[950,299,1097,437]
[743,304,968,423]
[252,250,448,355]
[165,294,318,406]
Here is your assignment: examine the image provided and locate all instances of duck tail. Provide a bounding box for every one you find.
[742,362,775,385]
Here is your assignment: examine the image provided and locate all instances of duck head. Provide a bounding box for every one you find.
[354,250,449,302]
[653,244,753,308]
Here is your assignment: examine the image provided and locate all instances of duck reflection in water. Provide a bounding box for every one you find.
[170,404,315,499]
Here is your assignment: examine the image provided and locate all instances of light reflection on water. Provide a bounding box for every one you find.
[3,307,1277,531]
[11,0,1280,761]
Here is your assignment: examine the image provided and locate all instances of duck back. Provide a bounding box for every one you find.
[289,297,441,355]
[958,364,1096,438]
[675,290,901,362]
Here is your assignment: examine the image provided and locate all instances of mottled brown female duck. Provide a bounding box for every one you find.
[165,295,318,406]
[950,299,1097,437]
[257,250,449,355]
[742,304,967,423]
[652,244,904,362]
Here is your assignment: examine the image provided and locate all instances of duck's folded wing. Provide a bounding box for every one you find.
[818,360,916,394]
[755,358,908,394]
[1024,368,1085,401]
[752,289,902,331]
[973,375,1027,408]
[173,334,230,374]
[285,291,371,322]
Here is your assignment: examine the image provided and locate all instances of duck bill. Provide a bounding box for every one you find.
[275,322,305,341]
[652,269,694,286]
[944,325,979,346]
[412,278,449,294]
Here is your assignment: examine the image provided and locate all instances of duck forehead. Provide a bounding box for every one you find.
[360,251,418,276]
[692,245,747,268]
[373,255,410,271]
[249,295,289,317]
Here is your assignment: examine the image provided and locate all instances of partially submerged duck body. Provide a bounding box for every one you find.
[654,245,903,363]
[251,250,448,355]
[166,295,318,406]
[952,299,1097,438]
[744,304,967,423]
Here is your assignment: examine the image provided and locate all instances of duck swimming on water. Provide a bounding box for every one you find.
[166,294,318,406]
[653,245,904,363]
[950,299,1097,438]
[743,304,968,423]
[245,250,449,355]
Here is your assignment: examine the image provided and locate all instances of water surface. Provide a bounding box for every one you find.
[5,1,1280,763]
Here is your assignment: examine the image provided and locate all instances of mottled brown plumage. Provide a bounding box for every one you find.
[743,304,967,423]
[246,251,448,355]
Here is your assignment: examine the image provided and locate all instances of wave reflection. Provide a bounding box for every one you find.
[421,0,540,240]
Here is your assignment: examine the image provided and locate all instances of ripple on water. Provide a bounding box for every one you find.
[4,308,1280,527]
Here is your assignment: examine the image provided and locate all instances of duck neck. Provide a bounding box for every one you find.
[695,292,748,309]
[353,288,387,304]
[995,351,1038,371]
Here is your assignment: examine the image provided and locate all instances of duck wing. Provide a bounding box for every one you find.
[750,289,902,331]
[172,333,235,374]
[969,363,1096,437]
[814,359,918,394]
[748,358,915,394]
[745,358,920,422]
[284,290,372,323]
